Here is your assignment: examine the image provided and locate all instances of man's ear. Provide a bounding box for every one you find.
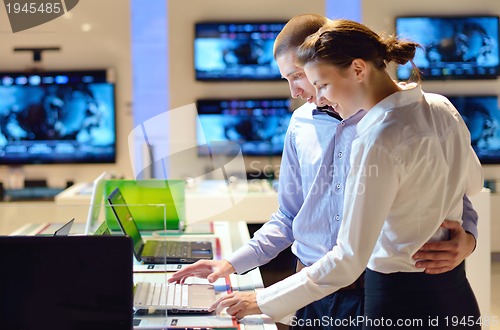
[351,59,366,82]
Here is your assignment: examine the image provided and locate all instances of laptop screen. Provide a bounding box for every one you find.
[53,218,75,236]
[107,187,145,258]
[85,171,111,234]
[0,236,133,328]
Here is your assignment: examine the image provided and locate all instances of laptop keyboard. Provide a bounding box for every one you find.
[134,282,189,308]
[156,241,191,258]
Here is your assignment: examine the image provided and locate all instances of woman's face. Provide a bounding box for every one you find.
[304,61,361,119]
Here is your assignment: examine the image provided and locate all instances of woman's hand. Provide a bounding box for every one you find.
[209,291,262,319]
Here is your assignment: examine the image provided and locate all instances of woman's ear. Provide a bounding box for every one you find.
[351,59,366,82]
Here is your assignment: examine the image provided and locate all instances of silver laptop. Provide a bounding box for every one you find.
[133,282,216,313]
[34,218,75,236]
[53,218,75,236]
[84,171,112,235]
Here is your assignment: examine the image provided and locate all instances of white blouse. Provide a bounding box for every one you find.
[257,85,484,322]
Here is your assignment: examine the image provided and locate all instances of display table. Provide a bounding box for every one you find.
[131,221,276,329]
[5,215,277,330]
[53,182,493,327]
[0,202,91,235]
[55,180,279,224]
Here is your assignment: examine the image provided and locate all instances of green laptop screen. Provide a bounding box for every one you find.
[107,188,144,257]
[103,179,185,231]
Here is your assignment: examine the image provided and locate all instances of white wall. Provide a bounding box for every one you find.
[0,0,326,186]
[166,0,325,179]
[2,0,500,185]
[0,0,133,187]
[165,0,500,181]
[362,0,500,181]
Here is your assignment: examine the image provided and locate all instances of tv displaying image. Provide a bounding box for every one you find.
[0,70,116,165]
[396,16,500,80]
[448,95,500,164]
[194,22,286,81]
[196,98,292,156]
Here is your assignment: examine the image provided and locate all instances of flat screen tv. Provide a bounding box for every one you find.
[194,22,286,81]
[448,95,500,164]
[0,69,116,165]
[196,97,292,156]
[395,16,500,80]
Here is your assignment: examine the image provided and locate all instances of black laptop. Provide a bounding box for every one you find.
[0,236,133,330]
[107,187,213,264]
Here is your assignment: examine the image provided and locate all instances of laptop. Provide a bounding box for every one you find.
[0,236,133,329]
[133,281,216,313]
[53,218,75,236]
[92,220,112,236]
[34,218,75,236]
[107,187,213,264]
[84,171,112,235]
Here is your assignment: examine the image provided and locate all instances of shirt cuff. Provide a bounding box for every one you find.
[256,269,318,321]
[461,221,478,241]
[226,244,261,274]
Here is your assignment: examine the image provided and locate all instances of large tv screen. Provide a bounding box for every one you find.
[196,97,292,156]
[194,22,286,81]
[448,95,500,164]
[0,70,116,165]
[395,16,500,80]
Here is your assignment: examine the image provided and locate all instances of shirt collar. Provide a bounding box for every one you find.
[312,105,343,120]
[342,109,367,126]
[357,84,423,136]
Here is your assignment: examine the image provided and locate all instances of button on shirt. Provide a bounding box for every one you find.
[256,85,483,321]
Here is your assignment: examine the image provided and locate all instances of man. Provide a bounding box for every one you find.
[170,14,479,328]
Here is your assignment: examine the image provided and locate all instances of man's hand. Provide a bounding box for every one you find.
[168,259,235,284]
[209,291,261,319]
[413,220,476,274]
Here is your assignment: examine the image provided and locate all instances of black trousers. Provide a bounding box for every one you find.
[290,288,364,330]
[364,262,480,329]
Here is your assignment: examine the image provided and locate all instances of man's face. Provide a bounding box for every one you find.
[276,52,324,106]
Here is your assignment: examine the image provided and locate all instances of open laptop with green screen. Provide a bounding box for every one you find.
[107,187,213,264]
[92,220,111,236]
[104,179,186,231]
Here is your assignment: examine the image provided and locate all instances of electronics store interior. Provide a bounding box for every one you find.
[1,0,500,329]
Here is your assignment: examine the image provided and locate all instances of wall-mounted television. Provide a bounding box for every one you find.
[0,69,116,165]
[395,16,500,80]
[196,97,292,156]
[448,95,500,164]
[194,22,286,81]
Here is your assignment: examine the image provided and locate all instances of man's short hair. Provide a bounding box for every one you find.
[273,13,330,59]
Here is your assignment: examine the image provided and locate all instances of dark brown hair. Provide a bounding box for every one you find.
[296,19,422,80]
[273,14,329,59]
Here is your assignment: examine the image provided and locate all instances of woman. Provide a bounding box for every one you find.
[287,19,484,329]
